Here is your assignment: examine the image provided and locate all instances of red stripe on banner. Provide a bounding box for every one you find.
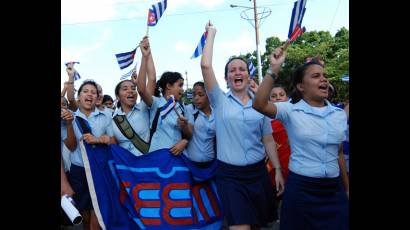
[192,184,210,222]
[120,181,131,204]
[133,183,161,225]
[162,183,193,225]
[204,185,221,218]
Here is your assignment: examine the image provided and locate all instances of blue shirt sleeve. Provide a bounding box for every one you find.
[274,101,291,124]
[262,116,272,136]
[207,85,224,109]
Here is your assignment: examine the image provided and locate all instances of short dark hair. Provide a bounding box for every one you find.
[193,81,205,89]
[154,72,183,97]
[224,57,250,79]
[102,94,113,104]
[290,58,324,104]
[77,80,99,98]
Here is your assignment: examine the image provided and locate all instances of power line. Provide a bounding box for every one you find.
[328,0,342,31]
[62,2,294,26]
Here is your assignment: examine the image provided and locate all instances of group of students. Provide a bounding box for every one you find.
[61,21,349,230]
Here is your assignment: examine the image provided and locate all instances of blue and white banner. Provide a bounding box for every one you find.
[80,141,222,230]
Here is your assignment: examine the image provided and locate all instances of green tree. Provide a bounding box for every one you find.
[240,28,349,103]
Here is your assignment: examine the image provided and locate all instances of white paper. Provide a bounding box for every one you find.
[61,195,82,225]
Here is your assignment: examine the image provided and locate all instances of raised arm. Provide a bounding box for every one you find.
[136,36,154,107]
[146,38,157,99]
[200,21,218,92]
[65,64,78,111]
[252,47,286,118]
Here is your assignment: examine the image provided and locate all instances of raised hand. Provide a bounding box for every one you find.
[269,47,286,73]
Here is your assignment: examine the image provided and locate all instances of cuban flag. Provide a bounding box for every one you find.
[341,75,349,82]
[288,25,306,43]
[79,141,222,230]
[288,0,307,39]
[148,0,168,26]
[160,95,176,120]
[65,61,81,81]
[191,32,208,59]
[186,92,193,100]
[120,64,137,80]
[248,59,256,79]
[116,48,137,70]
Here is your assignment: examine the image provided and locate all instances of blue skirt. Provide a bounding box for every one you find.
[215,160,275,227]
[280,171,349,230]
[67,164,94,211]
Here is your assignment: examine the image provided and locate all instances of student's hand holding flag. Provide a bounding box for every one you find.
[66,63,75,80]
[140,36,151,57]
[205,20,216,36]
[249,79,259,94]
[177,116,189,129]
[269,47,286,75]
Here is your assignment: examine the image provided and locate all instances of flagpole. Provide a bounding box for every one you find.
[146,26,149,37]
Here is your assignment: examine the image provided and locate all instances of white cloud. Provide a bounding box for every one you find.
[168,0,226,11]
[195,0,226,8]
[127,10,143,19]
[61,0,117,24]
[216,30,254,57]
[175,41,192,52]
[61,29,112,61]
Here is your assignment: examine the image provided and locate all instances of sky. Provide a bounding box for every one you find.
[61,0,349,99]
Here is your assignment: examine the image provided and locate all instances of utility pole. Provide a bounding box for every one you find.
[230,1,271,80]
[185,70,188,90]
[252,0,263,80]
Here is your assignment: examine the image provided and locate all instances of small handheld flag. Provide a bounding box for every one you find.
[159,95,176,120]
[288,25,306,43]
[341,75,349,82]
[65,62,81,81]
[248,59,256,79]
[115,48,137,70]
[147,0,168,27]
[288,0,307,39]
[191,32,208,59]
[120,65,137,80]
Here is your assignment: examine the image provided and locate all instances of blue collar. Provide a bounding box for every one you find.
[75,108,104,120]
[292,99,341,117]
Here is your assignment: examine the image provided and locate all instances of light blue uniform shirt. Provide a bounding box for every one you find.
[149,96,194,152]
[112,101,150,157]
[70,108,114,167]
[183,109,216,162]
[274,99,347,178]
[207,86,272,166]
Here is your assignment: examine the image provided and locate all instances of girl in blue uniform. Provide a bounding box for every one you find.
[68,80,115,230]
[136,36,193,155]
[200,21,285,230]
[253,49,349,230]
[183,81,216,165]
[111,40,156,156]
